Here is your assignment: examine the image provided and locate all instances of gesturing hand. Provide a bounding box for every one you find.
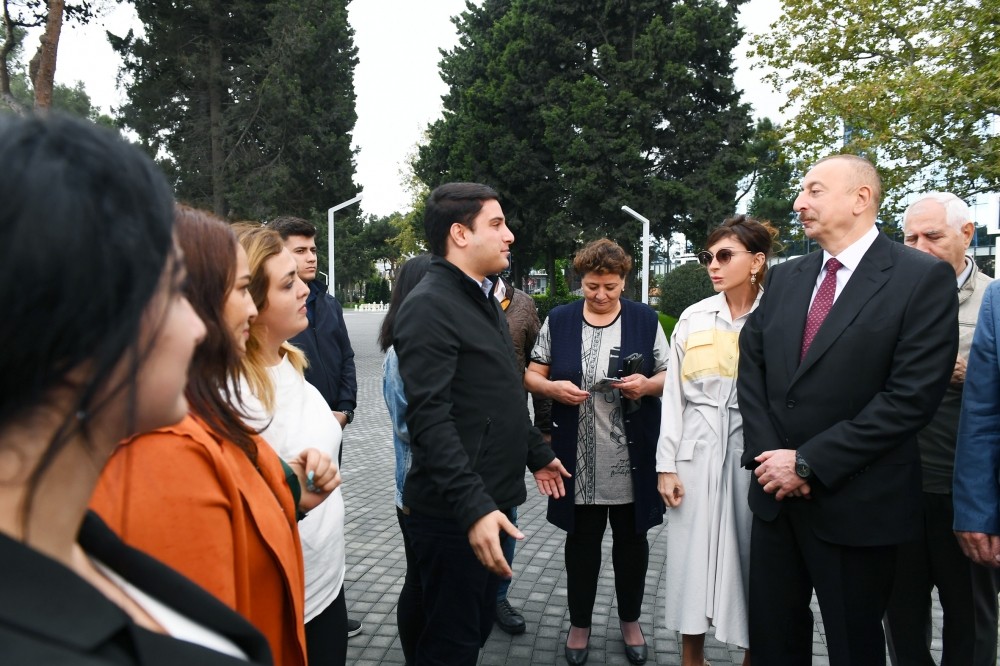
[533,458,571,498]
[468,510,523,578]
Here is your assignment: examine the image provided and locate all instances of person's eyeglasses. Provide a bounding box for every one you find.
[697,249,754,266]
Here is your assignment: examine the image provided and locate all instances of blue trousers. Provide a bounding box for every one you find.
[496,505,517,601]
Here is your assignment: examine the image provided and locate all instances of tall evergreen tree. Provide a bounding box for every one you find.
[114,0,358,221]
[416,0,752,288]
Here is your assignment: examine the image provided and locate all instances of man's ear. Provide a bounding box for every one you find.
[960,221,975,249]
[853,185,873,215]
[449,222,470,249]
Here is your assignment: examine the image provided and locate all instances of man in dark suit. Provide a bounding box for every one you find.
[737,154,958,665]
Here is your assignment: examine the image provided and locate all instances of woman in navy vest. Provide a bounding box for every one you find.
[525,239,668,666]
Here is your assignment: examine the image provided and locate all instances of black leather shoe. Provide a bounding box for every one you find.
[495,599,526,635]
[624,643,647,665]
[565,627,590,665]
[621,621,647,665]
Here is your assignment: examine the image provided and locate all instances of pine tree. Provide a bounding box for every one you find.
[415,0,753,288]
[114,0,358,222]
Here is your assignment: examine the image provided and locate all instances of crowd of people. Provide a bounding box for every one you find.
[2,112,999,666]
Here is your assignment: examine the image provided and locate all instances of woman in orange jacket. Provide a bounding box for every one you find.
[92,206,340,666]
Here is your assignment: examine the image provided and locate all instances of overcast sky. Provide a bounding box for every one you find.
[42,0,785,218]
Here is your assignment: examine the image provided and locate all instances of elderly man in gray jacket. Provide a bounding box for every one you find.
[884,191,999,666]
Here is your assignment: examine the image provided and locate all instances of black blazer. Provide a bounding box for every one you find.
[0,512,272,665]
[738,233,958,546]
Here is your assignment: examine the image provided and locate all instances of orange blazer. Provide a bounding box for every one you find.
[91,414,307,666]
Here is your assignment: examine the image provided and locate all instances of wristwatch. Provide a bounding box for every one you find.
[339,409,355,425]
[795,451,812,479]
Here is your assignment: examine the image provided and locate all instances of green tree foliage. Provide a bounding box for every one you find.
[751,0,1000,215]
[658,262,714,318]
[416,0,753,283]
[114,0,359,221]
[364,276,390,304]
[744,118,802,252]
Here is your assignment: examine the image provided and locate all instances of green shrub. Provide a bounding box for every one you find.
[364,277,390,304]
[659,263,715,318]
[658,312,678,340]
[533,293,581,323]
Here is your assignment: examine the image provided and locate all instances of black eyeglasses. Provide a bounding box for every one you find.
[697,249,754,266]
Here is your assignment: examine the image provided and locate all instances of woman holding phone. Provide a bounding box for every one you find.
[525,238,668,666]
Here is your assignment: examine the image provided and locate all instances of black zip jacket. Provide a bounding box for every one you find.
[394,256,554,531]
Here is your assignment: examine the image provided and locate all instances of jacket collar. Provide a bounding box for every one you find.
[0,512,268,658]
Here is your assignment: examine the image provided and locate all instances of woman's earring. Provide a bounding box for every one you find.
[751,271,758,285]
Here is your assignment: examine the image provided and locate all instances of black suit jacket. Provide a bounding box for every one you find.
[738,233,958,546]
[0,512,272,665]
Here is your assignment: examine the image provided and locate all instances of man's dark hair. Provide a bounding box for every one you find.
[424,182,499,256]
[269,215,317,240]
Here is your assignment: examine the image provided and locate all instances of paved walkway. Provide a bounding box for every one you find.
[339,311,950,665]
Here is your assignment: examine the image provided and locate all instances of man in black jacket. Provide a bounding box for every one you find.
[393,182,569,665]
[269,215,362,638]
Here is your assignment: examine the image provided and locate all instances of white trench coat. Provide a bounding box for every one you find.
[656,291,759,648]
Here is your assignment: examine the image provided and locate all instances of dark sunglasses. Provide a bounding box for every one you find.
[697,249,754,266]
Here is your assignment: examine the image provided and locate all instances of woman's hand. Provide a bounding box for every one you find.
[525,361,589,406]
[616,373,647,400]
[289,448,342,512]
[617,370,666,400]
[658,472,684,508]
[548,380,590,405]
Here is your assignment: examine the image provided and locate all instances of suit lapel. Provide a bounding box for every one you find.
[782,253,822,381]
[793,234,893,382]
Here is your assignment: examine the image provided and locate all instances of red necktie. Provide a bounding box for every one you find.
[801,258,843,361]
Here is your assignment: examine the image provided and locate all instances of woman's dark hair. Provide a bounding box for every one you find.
[573,238,633,278]
[0,114,176,520]
[174,205,259,463]
[704,214,780,284]
[378,254,433,352]
[424,182,499,256]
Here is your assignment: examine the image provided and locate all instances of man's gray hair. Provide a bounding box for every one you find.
[904,191,972,231]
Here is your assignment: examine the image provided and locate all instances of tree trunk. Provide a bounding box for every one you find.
[0,0,26,114]
[207,5,226,216]
[32,0,64,110]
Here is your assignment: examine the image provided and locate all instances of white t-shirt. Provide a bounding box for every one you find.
[239,355,345,622]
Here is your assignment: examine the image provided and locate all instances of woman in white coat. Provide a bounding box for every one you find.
[657,215,777,666]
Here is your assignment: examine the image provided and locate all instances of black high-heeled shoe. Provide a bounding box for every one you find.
[620,621,647,665]
[564,626,591,666]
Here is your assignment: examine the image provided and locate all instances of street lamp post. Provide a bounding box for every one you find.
[621,205,651,305]
[328,194,363,299]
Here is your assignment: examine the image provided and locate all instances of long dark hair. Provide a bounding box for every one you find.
[174,206,260,462]
[378,254,433,352]
[0,114,175,523]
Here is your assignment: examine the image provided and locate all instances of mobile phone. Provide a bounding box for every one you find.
[588,376,623,392]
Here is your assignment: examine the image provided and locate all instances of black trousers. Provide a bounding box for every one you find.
[304,586,347,666]
[884,492,1000,666]
[404,509,509,666]
[749,505,895,666]
[565,503,648,628]
[396,507,424,666]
